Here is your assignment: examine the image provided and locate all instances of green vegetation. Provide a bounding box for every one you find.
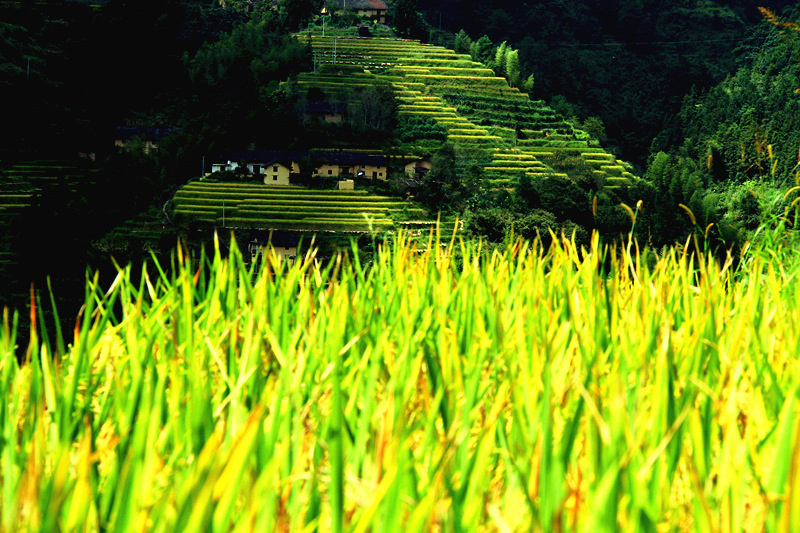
[421,0,799,164]
[4,224,800,530]
[6,3,800,531]
[295,30,654,248]
[6,1,800,326]
[171,181,423,232]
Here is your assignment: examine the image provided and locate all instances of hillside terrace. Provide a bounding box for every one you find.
[297,33,638,191]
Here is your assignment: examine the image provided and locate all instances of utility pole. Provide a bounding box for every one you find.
[313,50,317,73]
[333,36,337,64]
[222,200,225,227]
[321,6,329,37]
[202,155,205,178]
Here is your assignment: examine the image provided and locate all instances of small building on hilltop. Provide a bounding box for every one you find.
[326,0,388,24]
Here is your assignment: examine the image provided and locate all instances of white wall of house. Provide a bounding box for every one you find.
[212,160,294,185]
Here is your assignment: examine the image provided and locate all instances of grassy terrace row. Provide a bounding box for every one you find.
[517,138,596,147]
[176,201,415,211]
[179,183,372,194]
[0,193,34,204]
[1,163,100,218]
[469,116,574,133]
[177,205,397,218]
[220,206,420,215]
[303,41,461,56]
[387,66,496,77]
[175,185,375,196]
[175,197,403,211]
[441,93,551,112]
[395,58,484,67]
[182,214,396,231]
[219,218,394,230]
[174,192,401,204]
[312,51,460,63]
[172,181,421,230]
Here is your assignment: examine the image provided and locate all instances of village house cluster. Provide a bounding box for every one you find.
[210,149,431,188]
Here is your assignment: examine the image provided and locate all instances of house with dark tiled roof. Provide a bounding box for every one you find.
[327,0,388,24]
[210,149,389,184]
[312,151,388,180]
[212,150,304,186]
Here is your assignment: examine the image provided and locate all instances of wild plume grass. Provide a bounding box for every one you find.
[3,228,800,531]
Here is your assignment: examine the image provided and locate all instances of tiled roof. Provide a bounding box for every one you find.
[313,151,388,166]
[332,0,388,10]
[225,150,306,164]
[221,150,388,167]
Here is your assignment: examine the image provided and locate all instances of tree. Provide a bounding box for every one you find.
[392,0,423,39]
[418,142,458,211]
[505,48,520,87]
[274,0,321,31]
[581,117,607,142]
[347,83,398,139]
[522,73,535,94]
[453,29,472,54]
[469,35,493,65]
[493,41,508,77]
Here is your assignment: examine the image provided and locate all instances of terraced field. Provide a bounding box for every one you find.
[297,33,637,191]
[0,161,100,209]
[172,181,425,232]
[176,33,637,231]
[0,160,100,272]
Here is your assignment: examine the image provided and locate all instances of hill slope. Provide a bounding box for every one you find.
[297,33,638,192]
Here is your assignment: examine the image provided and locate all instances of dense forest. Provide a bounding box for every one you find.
[2,0,800,327]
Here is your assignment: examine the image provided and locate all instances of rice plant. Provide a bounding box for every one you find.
[3,227,800,532]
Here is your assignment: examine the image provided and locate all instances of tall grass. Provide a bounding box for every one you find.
[2,227,800,532]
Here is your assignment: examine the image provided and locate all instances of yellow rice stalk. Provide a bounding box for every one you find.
[2,229,800,531]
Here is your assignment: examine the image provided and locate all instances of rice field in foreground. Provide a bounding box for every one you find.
[2,228,800,532]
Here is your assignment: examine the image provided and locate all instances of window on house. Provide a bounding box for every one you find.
[273,175,278,180]
[273,166,278,172]
[372,171,378,178]
[328,169,333,175]
[379,172,383,177]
